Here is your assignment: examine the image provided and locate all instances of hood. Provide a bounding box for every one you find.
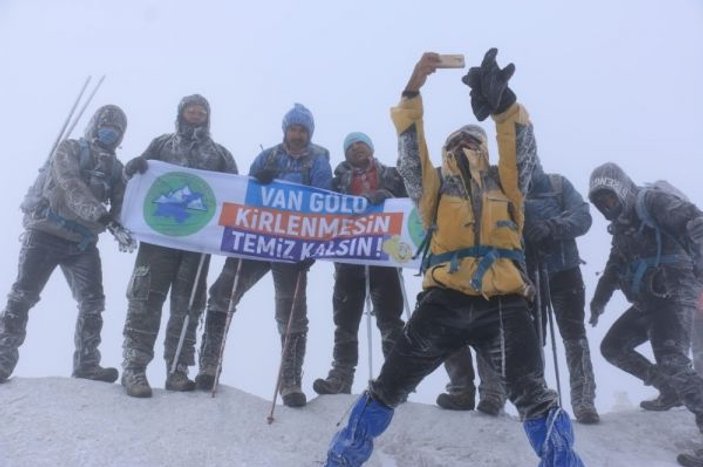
[176,94,210,139]
[588,162,638,220]
[442,124,490,186]
[83,105,127,150]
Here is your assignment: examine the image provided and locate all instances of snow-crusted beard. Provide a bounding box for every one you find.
[178,123,208,141]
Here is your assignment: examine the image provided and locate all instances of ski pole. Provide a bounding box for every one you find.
[65,75,106,138]
[211,258,243,397]
[170,253,207,374]
[364,265,374,384]
[267,270,305,424]
[396,267,412,321]
[541,262,563,407]
[45,76,92,164]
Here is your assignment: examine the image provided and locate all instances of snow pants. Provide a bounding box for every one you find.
[442,266,597,412]
[600,297,703,432]
[371,288,558,420]
[199,257,308,389]
[327,263,404,374]
[121,242,210,371]
[0,229,106,379]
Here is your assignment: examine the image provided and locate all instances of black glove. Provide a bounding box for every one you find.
[524,220,553,244]
[106,220,137,253]
[462,48,516,121]
[588,302,605,327]
[124,157,148,178]
[253,168,277,185]
[365,190,390,206]
[296,257,315,272]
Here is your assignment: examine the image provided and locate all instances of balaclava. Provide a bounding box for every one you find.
[588,162,638,221]
[84,105,127,152]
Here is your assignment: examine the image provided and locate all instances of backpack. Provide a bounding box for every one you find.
[20,138,121,215]
[634,179,690,255]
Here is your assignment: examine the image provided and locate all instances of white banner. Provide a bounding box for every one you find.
[120,161,425,269]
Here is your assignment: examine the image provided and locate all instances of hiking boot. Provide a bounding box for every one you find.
[195,369,216,391]
[72,365,119,383]
[313,371,353,395]
[165,370,196,392]
[477,397,504,416]
[436,391,475,411]
[678,448,703,467]
[281,385,307,408]
[121,369,152,398]
[640,392,682,411]
[574,405,600,424]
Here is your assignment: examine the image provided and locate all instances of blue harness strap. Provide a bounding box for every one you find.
[46,209,96,251]
[424,246,524,290]
[628,254,686,295]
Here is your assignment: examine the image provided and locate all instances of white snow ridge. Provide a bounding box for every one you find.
[0,377,699,466]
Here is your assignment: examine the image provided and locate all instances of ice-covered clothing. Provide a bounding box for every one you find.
[368,95,557,421]
[250,142,332,190]
[0,231,107,381]
[1,105,128,381]
[589,163,703,432]
[23,137,126,245]
[524,170,591,276]
[122,95,237,376]
[396,97,535,299]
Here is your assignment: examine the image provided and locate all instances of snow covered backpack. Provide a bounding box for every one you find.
[20,138,122,216]
[628,180,693,294]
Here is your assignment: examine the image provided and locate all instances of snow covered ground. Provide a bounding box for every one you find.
[0,377,700,466]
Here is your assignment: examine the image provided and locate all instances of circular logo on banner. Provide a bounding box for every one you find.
[407,208,426,249]
[143,172,216,237]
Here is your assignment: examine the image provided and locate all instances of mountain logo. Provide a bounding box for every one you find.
[143,172,216,236]
[406,208,426,249]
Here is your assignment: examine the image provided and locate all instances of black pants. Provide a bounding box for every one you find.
[0,229,106,377]
[601,297,703,430]
[329,263,405,370]
[372,288,557,420]
[122,242,210,369]
[443,267,596,410]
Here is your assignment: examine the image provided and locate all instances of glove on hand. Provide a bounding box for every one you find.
[124,157,148,178]
[365,190,390,206]
[588,302,605,327]
[296,257,316,272]
[253,168,276,185]
[524,220,553,244]
[462,48,516,121]
[107,220,137,253]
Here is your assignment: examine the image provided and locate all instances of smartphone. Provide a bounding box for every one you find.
[436,54,465,69]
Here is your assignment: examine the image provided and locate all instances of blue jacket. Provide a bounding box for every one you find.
[249,142,332,190]
[524,170,591,276]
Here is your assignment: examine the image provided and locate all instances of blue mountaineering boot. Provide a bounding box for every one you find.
[523,407,585,467]
[325,391,394,466]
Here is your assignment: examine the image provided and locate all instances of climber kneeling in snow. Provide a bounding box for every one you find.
[587,163,703,467]
[324,49,584,467]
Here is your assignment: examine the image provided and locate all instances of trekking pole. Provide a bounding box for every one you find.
[364,265,374,384]
[170,253,207,374]
[267,270,305,424]
[64,75,106,138]
[533,264,545,366]
[211,258,243,397]
[45,76,92,164]
[541,262,563,407]
[396,268,412,321]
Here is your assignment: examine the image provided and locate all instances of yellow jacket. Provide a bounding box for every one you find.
[392,95,537,298]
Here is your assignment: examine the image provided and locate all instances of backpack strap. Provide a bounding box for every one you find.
[547,173,564,211]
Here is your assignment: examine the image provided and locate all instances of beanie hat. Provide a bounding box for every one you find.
[282,103,314,137]
[343,132,374,154]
